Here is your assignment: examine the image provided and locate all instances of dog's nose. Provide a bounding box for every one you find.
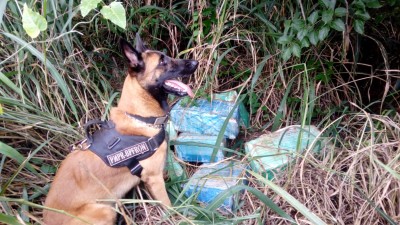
[186,60,199,69]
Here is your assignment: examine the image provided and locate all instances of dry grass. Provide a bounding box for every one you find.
[1,0,400,224]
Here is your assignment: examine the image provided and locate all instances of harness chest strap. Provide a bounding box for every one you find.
[82,120,165,176]
[125,112,168,128]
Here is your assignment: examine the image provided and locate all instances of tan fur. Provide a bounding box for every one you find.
[137,51,166,87]
[43,52,172,225]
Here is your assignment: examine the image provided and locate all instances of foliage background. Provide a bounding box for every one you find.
[0,0,399,224]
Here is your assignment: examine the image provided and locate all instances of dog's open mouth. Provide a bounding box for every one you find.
[163,80,194,98]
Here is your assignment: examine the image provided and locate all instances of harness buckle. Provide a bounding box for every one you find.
[69,138,91,151]
[79,138,91,150]
[154,115,168,125]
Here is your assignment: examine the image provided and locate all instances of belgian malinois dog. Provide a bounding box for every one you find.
[43,35,198,225]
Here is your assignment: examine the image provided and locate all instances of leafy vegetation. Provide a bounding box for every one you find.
[277,0,383,61]
[1,0,399,224]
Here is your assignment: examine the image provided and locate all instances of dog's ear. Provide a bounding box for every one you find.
[120,38,144,70]
[135,33,148,53]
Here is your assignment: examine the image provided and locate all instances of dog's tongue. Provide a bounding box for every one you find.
[165,80,194,98]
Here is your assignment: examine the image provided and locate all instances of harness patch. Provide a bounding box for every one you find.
[107,142,150,166]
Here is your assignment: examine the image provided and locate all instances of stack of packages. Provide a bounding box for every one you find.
[168,91,247,211]
[168,92,328,211]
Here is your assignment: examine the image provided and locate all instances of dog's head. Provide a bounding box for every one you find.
[120,35,198,108]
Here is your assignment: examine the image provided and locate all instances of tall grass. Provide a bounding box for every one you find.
[1,0,399,224]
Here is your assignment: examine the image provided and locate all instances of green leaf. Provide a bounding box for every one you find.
[334,7,347,17]
[100,2,126,29]
[0,103,3,115]
[316,73,332,83]
[354,19,365,34]
[330,0,337,9]
[365,0,381,8]
[308,31,318,45]
[307,11,319,24]
[292,43,301,58]
[355,10,371,20]
[301,38,310,48]
[283,19,292,35]
[388,0,396,6]
[282,47,292,62]
[321,9,334,24]
[284,19,292,28]
[319,0,336,9]
[331,18,345,31]
[22,3,47,38]
[319,0,331,8]
[292,19,305,31]
[277,35,292,44]
[352,1,366,10]
[296,28,308,41]
[80,0,102,17]
[40,164,57,174]
[318,26,330,41]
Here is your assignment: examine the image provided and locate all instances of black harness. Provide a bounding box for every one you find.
[77,114,167,177]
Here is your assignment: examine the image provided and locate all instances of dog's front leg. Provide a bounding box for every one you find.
[143,174,172,207]
[67,203,116,225]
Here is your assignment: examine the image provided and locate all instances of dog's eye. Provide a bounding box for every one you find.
[159,55,167,66]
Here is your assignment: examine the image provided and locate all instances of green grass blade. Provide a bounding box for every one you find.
[210,95,245,162]
[254,13,278,32]
[0,97,45,116]
[21,187,29,222]
[248,170,327,225]
[0,138,50,195]
[102,91,120,120]
[0,71,24,98]
[206,184,296,224]
[2,32,78,121]
[211,47,236,81]
[0,0,8,27]
[0,196,89,224]
[372,155,400,180]
[0,212,28,225]
[0,141,38,175]
[272,79,294,131]
[251,55,271,92]
[249,55,271,116]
